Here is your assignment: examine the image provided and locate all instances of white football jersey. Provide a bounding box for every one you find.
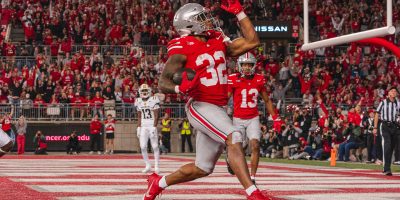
[0,129,11,147]
[135,96,160,127]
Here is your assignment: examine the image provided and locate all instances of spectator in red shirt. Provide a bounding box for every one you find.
[23,21,35,44]
[5,41,16,66]
[61,69,74,86]
[71,92,86,120]
[91,91,104,120]
[89,114,103,154]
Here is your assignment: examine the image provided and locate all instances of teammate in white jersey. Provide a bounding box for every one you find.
[135,84,161,174]
[0,128,13,158]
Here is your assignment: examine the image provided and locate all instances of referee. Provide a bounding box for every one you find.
[373,87,400,176]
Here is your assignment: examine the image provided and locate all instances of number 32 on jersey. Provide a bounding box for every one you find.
[196,51,227,86]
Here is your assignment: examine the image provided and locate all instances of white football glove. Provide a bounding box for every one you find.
[150,126,158,138]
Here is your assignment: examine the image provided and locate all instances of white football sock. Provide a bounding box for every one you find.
[158,176,168,189]
[245,185,257,196]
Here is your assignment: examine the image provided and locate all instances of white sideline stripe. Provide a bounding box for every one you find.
[0,173,155,176]
[29,185,246,192]
[0,172,350,178]
[16,178,397,184]
[0,168,311,174]
[282,193,400,200]
[59,194,244,200]
[29,184,400,193]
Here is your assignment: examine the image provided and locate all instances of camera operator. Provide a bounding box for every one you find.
[299,108,313,138]
[66,131,81,155]
[282,122,302,158]
[33,130,47,155]
[261,127,280,158]
[305,128,324,160]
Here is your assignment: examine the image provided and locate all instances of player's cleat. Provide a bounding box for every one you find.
[142,164,151,173]
[143,173,164,200]
[247,189,273,200]
[225,149,235,175]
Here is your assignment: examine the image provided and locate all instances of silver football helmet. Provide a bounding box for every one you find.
[173,3,221,36]
[238,52,257,76]
[139,84,152,99]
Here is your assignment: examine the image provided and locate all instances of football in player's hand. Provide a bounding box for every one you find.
[172,68,196,85]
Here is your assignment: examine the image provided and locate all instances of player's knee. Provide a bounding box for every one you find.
[140,146,147,152]
[194,164,213,176]
[226,131,243,145]
[152,146,159,152]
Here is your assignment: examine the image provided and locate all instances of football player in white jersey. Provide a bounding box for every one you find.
[0,128,13,158]
[135,84,161,174]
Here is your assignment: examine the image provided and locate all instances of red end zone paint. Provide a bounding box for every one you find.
[0,178,55,200]
[1,155,144,159]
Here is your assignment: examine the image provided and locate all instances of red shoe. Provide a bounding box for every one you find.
[247,189,273,200]
[143,173,164,200]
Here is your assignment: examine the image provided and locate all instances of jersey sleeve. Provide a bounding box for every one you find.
[167,38,186,57]
[227,74,237,94]
[258,75,267,93]
[152,96,160,109]
[134,99,140,110]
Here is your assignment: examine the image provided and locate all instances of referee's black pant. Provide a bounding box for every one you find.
[381,122,400,172]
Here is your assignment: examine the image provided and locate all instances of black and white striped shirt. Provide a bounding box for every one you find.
[376,98,400,122]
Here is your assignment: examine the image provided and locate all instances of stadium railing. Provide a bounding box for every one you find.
[9,44,167,56]
[0,102,268,122]
[0,101,374,122]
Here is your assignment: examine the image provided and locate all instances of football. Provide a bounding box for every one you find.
[172,68,196,85]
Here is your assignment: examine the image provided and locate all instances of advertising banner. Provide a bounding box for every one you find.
[20,123,102,151]
[253,21,293,38]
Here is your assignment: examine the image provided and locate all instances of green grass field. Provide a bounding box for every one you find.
[171,153,400,172]
[260,157,400,172]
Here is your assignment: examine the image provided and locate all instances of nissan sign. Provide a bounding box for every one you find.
[253,21,292,38]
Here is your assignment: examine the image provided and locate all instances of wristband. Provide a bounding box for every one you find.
[174,85,180,94]
[236,11,247,21]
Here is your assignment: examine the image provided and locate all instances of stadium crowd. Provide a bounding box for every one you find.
[0,0,399,163]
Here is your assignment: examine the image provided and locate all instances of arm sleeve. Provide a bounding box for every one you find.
[167,38,186,57]
[153,96,160,109]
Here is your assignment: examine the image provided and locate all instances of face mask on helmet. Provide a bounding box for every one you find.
[139,84,151,99]
[238,53,257,76]
[173,3,221,36]
[140,89,150,98]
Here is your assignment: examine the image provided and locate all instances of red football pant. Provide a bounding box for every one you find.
[17,135,25,155]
